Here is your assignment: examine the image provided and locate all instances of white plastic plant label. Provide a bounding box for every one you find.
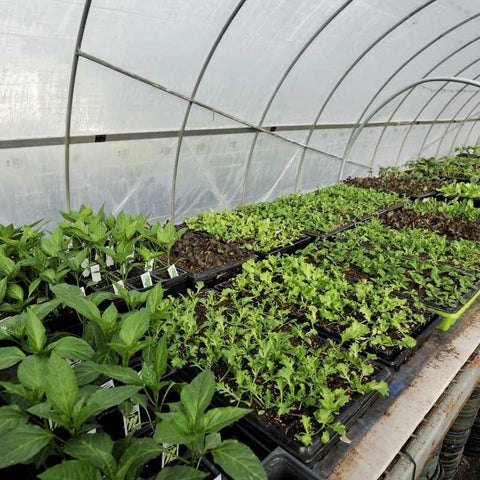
[123,404,141,436]
[127,252,135,260]
[106,255,114,267]
[67,240,74,251]
[100,379,115,389]
[66,359,82,368]
[140,271,153,288]
[87,428,97,434]
[94,252,99,261]
[145,259,154,271]
[167,264,179,278]
[81,258,90,277]
[80,287,86,296]
[161,443,179,468]
[112,280,124,295]
[213,475,222,480]
[48,419,60,431]
[91,264,101,283]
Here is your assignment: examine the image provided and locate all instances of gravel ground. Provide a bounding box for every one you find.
[453,455,480,479]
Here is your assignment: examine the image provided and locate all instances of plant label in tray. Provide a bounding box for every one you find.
[161,443,179,468]
[106,255,114,267]
[100,379,115,389]
[91,264,101,283]
[112,280,125,295]
[167,264,179,278]
[80,287,86,296]
[67,240,74,251]
[145,259,154,272]
[140,271,153,288]
[123,404,141,436]
[81,258,90,277]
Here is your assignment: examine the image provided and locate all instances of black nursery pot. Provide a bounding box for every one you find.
[262,447,325,480]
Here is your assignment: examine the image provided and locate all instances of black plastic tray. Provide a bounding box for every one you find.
[312,307,442,369]
[410,190,437,200]
[262,447,325,480]
[435,193,480,208]
[184,254,257,287]
[304,222,356,240]
[419,277,480,315]
[176,364,391,465]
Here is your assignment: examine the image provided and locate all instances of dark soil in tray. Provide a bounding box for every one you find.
[380,208,480,241]
[344,175,443,197]
[165,229,252,273]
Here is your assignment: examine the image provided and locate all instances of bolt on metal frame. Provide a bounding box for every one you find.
[336,12,480,182]
[240,0,354,204]
[294,0,437,191]
[340,77,480,175]
[360,35,480,173]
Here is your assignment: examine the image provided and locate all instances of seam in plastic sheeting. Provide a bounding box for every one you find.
[259,147,301,203]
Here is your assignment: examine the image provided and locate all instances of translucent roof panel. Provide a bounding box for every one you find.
[1,0,480,226]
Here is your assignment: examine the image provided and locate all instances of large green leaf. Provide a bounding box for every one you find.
[181,370,215,425]
[50,337,94,361]
[25,308,47,353]
[0,405,27,434]
[51,284,101,322]
[88,363,143,386]
[119,308,150,346]
[201,407,250,434]
[37,459,100,480]
[0,277,8,302]
[0,346,25,369]
[0,424,53,469]
[212,440,266,480]
[156,466,208,480]
[45,352,78,417]
[0,254,16,277]
[117,437,162,480]
[78,385,141,423]
[64,433,116,474]
[17,355,47,392]
[154,412,195,445]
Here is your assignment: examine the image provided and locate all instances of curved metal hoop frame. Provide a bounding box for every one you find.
[451,98,480,149]
[433,85,480,157]
[340,77,480,176]
[240,0,354,204]
[336,13,480,182]
[363,35,480,173]
[65,0,92,210]
[294,0,437,191]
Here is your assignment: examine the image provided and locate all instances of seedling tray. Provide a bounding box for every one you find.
[262,447,325,480]
[313,308,442,369]
[420,278,480,319]
[184,254,257,287]
[176,365,391,465]
[435,193,480,208]
[410,191,437,200]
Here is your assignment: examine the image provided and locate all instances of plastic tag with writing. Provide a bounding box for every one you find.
[140,271,153,288]
[67,240,74,251]
[123,404,141,436]
[161,443,179,468]
[112,280,124,295]
[91,264,101,283]
[167,264,179,278]
[100,379,115,389]
[81,258,90,277]
[106,255,114,267]
[145,259,154,271]
[80,287,86,296]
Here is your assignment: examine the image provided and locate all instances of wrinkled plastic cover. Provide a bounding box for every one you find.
[1,0,480,225]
